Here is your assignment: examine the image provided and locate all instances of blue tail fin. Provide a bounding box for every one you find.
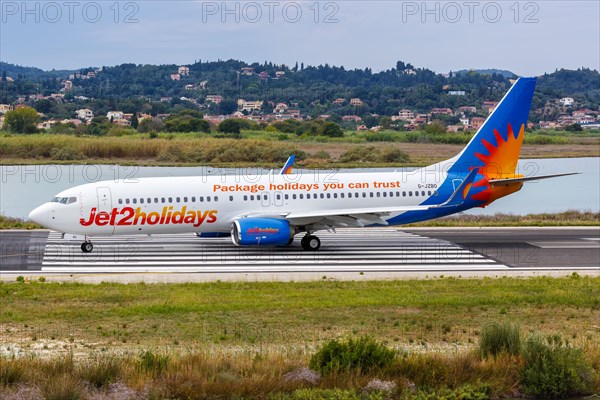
[450,77,536,175]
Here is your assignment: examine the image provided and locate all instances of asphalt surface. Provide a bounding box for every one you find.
[0,227,598,281]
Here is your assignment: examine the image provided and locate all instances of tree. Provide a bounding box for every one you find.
[218,119,242,135]
[34,99,54,113]
[564,123,583,132]
[4,107,40,133]
[320,121,343,137]
[131,113,139,129]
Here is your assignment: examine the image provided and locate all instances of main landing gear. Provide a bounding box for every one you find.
[81,241,93,253]
[301,234,321,251]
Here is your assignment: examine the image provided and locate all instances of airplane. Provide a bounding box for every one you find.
[29,77,577,253]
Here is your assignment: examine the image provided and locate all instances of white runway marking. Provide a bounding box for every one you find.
[41,228,509,274]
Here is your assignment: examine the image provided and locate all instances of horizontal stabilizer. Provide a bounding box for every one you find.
[488,172,579,185]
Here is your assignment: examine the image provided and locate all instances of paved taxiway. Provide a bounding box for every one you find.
[0,227,597,281]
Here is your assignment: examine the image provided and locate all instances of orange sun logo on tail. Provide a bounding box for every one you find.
[470,123,526,205]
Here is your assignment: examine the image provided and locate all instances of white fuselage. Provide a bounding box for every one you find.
[30,168,448,237]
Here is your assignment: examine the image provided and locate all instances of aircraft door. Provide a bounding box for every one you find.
[96,187,115,235]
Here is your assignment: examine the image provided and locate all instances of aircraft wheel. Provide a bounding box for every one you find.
[301,235,320,251]
[81,241,93,253]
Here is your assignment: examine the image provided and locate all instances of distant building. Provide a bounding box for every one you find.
[398,109,414,120]
[458,106,477,114]
[107,111,124,121]
[199,80,208,89]
[160,97,172,102]
[333,98,345,105]
[559,97,575,106]
[275,71,285,78]
[356,125,368,131]
[238,99,263,112]
[178,66,190,75]
[448,90,465,96]
[342,115,362,122]
[113,118,131,127]
[350,98,363,106]
[205,95,223,104]
[86,71,96,78]
[185,84,194,90]
[76,108,94,121]
[482,101,498,114]
[259,71,269,79]
[170,74,181,81]
[470,116,485,130]
[431,108,453,116]
[63,80,73,91]
[0,104,13,114]
[241,67,254,76]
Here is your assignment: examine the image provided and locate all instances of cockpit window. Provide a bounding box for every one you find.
[51,196,77,204]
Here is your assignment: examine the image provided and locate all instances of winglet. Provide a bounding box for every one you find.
[280,155,296,175]
[437,168,479,208]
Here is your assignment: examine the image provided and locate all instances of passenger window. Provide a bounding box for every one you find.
[362,193,366,198]
[422,191,425,196]
[396,191,400,197]
[376,192,381,197]
[199,196,204,202]
[326,193,331,199]
[176,197,180,203]
[184,197,188,202]
[320,193,324,199]
[276,194,281,200]
[214,196,218,202]
[291,194,296,200]
[118,199,123,205]
[161,197,165,203]
[402,191,406,197]
[257,195,261,201]
[299,194,303,199]
[250,195,255,201]
[370,192,374,198]
[409,191,413,196]
[192,197,196,202]
[133,198,137,204]
[140,198,144,204]
[285,194,289,200]
[244,195,248,201]
[207,196,211,202]
[340,193,345,198]
[154,198,159,203]
[333,193,338,198]
[168,197,172,203]
[229,196,233,201]
[389,192,393,197]
[264,194,268,201]
[428,191,432,196]
[126,199,130,204]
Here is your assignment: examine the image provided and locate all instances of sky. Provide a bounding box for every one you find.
[1,1,599,76]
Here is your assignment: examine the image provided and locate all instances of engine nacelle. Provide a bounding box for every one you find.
[231,218,294,246]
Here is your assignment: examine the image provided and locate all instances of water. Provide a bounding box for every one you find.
[1,158,598,220]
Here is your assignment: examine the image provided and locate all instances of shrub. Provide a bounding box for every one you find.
[16,276,24,283]
[270,388,382,400]
[49,147,84,160]
[479,322,521,358]
[78,355,121,388]
[380,148,410,163]
[309,336,396,374]
[0,358,25,386]
[139,350,169,375]
[42,373,85,400]
[521,334,592,398]
[339,146,380,163]
[313,150,331,159]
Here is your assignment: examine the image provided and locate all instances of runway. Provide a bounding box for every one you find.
[1,227,598,280]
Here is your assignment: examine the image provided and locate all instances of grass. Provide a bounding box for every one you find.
[0,215,43,229]
[0,132,598,168]
[406,210,600,227]
[0,277,598,398]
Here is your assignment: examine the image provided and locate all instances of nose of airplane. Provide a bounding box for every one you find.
[28,204,49,227]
